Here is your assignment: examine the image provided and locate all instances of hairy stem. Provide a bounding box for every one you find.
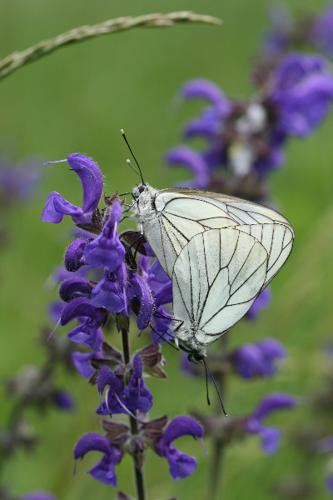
[121,328,146,500]
[0,12,221,82]
[210,335,229,499]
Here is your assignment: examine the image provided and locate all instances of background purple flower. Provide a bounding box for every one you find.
[246,394,297,454]
[155,416,204,480]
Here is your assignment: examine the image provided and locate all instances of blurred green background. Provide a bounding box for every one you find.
[1,0,333,498]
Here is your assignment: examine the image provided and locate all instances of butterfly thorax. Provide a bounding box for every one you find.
[132,183,159,224]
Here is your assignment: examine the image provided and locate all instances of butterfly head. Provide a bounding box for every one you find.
[187,351,205,363]
[132,183,149,201]
[131,183,158,223]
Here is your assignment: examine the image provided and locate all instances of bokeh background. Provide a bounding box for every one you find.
[1,0,333,498]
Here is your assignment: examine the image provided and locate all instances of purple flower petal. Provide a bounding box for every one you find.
[232,344,265,379]
[155,416,203,481]
[59,277,92,302]
[91,270,127,314]
[68,322,104,352]
[89,455,117,486]
[72,351,97,378]
[60,297,106,326]
[74,432,122,487]
[182,79,230,109]
[74,432,112,459]
[166,146,210,189]
[162,416,204,445]
[64,239,87,272]
[52,390,75,411]
[257,338,286,361]
[260,426,281,455]
[67,154,103,214]
[246,288,271,320]
[166,448,197,480]
[269,53,333,137]
[41,191,83,224]
[252,393,297,421]
[128,274,154,330]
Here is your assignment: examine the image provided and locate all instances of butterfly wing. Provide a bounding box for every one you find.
[172,227,268,348]
[143,188,294,283]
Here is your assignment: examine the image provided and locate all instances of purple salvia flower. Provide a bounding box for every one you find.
[232,337,286,379]
[246,288,271,320]
[97,358,153,416]
[246,393,297,454]
[64,238,87,272]
[84,200,125,271]
[41,154,103,225]
[311,6,333,56]
[155,416,204,480]
[166,146,210,189]
[74,432,122,486]
[269,53,333,137]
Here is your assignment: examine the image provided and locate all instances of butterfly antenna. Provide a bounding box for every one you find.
[121,129,145,185]
[126,159,140,180]
[209,370,228,416]
[202,358,211,406]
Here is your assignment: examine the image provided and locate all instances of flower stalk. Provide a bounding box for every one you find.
[120,326,146,500]
[0,11,221,82]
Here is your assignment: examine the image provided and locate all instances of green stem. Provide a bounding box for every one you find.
[0,12,221,82]
[121,328,146,500]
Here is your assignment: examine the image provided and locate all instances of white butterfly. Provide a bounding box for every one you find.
[130,183,294,358]
[121,131,294,359]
